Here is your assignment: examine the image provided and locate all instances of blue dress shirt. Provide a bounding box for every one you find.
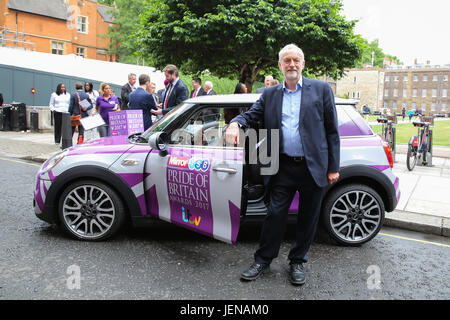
[281,80,304,157]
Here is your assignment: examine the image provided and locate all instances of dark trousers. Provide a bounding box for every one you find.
[53,111,62,144]
[254,156,325,265]
[71,125,84,143]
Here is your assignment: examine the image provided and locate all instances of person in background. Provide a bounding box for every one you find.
[402,106,406,121]
[96,83,120,137]
[129,74,158,130]
[256,75,274,93]
[49,83,71,145]
[148,82,159,105]
[407,109,414,121]
[0,93,3,106]
[204,81,216,95]
[270,79,280,86]
[121,73,137,110]
[152,64,189,116]
[68,82,93,144]
[157,79,169,103]
[84,82,99,110]
[234,82,248,94]
[190,77,206,98]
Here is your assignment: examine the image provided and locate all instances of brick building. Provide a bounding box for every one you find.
[383,65,450,115]
[335,68,385,112]
[0,0,116,61]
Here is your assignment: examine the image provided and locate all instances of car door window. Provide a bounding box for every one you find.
[171,106,244,147]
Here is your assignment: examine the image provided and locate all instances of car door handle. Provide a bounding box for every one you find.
[212,167,237,174]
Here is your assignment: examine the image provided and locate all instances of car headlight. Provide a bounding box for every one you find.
[42,150,68,174]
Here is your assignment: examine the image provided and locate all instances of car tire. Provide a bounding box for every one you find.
[58,180,126,241]
[321,184,385,246]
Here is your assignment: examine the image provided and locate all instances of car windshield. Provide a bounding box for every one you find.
[139,103,194,141]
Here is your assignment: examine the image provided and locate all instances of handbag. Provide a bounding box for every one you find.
[70,93,82,126]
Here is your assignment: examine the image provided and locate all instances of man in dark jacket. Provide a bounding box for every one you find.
[129,74,158,130]
[68,82,93,143]
[227,44,340,286]
[190,77,206,98]
[152,64,188,116]
[120,73,137,110]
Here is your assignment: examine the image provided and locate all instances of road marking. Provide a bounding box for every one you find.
[0,157,41,167]
[379,232,450,248]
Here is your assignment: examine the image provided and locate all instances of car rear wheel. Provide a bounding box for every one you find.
[58,180,126,241]
[322,184,385,246]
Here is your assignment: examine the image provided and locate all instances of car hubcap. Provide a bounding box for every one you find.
[62,185,115,239]
[330,191,381,243]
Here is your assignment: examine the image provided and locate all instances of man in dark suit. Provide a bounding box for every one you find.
[152,64,188,117]
[226,44,340,285]
[120,73,137,110]
[129,74,158,130]
[68,82,93,143]
[204,81,216,95]
[190,77,206,98]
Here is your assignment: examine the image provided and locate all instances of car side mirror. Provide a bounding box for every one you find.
[149,132,169,157]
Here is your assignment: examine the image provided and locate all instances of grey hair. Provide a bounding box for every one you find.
[278,44,305,62]
[205,81,213,89]
[128,73,136,79]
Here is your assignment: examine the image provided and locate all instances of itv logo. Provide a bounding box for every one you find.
[181,206,201,226]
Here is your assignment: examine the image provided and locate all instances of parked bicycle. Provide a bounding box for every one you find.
[406,115,434,171]
[377,115,397,162]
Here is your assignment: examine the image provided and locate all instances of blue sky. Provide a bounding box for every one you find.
[341,0,450,66]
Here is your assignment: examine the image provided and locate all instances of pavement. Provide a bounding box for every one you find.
[0,129,449,238]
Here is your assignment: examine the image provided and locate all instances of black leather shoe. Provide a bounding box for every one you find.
[241,263,269,281]
[289,263,306,285]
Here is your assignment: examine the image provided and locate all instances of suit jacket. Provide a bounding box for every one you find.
[129,87,157,130]
[190,87,206,98]
[256,87,265,94]
[232,77,340,188]
[162,79,189,115]
[121,83,134,110]
[206,89,217,96]
[68,90,93,118]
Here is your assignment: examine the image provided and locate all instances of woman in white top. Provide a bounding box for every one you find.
[85,82,99,110]
[49,83,70,145]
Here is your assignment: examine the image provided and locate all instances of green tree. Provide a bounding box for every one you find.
[355,38,402,68]
[102,0,153,64]
[136,0,361,91]
[97,0,115,6]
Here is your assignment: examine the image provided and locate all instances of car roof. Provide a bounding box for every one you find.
[185,93,358,106]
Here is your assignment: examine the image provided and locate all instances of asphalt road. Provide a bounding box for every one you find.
[0,157,449,300]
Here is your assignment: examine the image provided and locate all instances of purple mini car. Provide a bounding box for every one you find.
[34,95,399,246]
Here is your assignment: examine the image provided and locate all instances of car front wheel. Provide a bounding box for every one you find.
[58,180,126,241]
[322,184,385,246]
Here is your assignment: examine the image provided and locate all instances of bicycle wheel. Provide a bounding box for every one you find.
[406,143,417,171]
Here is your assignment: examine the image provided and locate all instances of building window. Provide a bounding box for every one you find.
[384,89,389,97]
[384,102,389,108]
[443,89,448,98]
[442,103,447,112]
[76,47,86,58]
[433,75,438,81]
[385,76,390,82]
[51,41,64,55]
[422,89,427,98]
[412,102,417,108]
[444,75,449,82]
[431,103,436,111]
[403,89,407,98]
[77,16,88,34]
[357,92,360,99]
[423,75,428,82]
[413,75,418,82]
[412,89,417,97]
[421,102,426,110]
[393,102,398,109]
[393,89,398,97]
[394,76,399,82]
[402,102,407,109]
[403,75,408,82]
[353,77,357,83]
[432,89,437,97]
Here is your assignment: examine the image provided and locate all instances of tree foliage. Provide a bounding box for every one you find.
[136,0,362,91]
[355,38,402,68]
